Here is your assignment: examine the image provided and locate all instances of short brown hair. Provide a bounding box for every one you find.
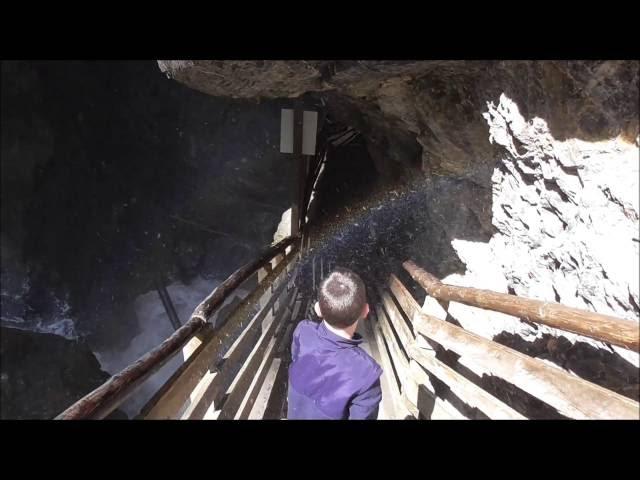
[318,267,367,328]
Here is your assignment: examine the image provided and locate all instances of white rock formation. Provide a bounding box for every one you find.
[433,94,639,371]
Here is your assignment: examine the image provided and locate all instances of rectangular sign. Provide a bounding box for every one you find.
[302,111,318,156]
[280,109,294,153]
[280,108,318,155]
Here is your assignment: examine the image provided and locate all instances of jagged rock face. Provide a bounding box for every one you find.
[158,60,638,184]
[160,61,638,313]
[0,327,125,419]
[1,61,295,349]
[484,94,639,322]
[161,60,640,414]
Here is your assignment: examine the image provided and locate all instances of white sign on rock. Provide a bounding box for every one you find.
[280,109,318,155]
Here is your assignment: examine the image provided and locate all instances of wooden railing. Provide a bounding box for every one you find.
[56,115,332,421]
[141,245,302,419]
[403,260,639,352]
[369,261,640,420]
[55,234,300,420]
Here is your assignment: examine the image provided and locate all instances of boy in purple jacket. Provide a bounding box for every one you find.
[287,267,382,420]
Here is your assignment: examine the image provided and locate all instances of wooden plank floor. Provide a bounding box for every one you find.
[356,317,399,420]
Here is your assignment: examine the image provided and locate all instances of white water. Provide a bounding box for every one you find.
[92,275,249,418]
[1,278,79,340]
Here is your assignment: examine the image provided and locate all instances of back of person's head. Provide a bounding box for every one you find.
[318,267,367,328]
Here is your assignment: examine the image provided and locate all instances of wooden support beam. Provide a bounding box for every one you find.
[403,260,640,352]
[312,256,317,292]
[389,274,640,420]
[290,107,307,236]
[155,279,182,331]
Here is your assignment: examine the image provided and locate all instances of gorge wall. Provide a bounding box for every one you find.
[160,60,640,413]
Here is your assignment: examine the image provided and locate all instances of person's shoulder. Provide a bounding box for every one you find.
[292,319,318,339]
[348,345,383,380]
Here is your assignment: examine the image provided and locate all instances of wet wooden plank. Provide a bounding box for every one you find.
[262,357,290,420]
[405,360,467,420]
[374,303,410,383]
[262,298,302,420]
[248,358,282,419]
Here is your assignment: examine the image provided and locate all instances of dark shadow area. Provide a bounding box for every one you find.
[0,327,126,419]
[492,332,640,401]
[1,60,294,348]
[500,61,639,144]
[1,60,295,418]
[413,359,490,420]
[299,133,495,299]
[429,340,567,419]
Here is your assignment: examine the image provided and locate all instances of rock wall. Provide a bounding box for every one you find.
[161,60,640,414]
[1,61,297,417]
[0,327,125,419]
[1,61,295,351]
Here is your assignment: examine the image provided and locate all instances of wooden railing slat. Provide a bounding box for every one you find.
[371,321,416,419]
[377,286,415,347]
[389,274,640,420]
[142,247,297,419]
[374,303,410,381]
[186,287,295,419]
[408,343,526,419]
[218,303,290,420]
[56,235,298,420]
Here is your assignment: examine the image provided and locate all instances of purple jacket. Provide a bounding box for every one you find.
[287,319,382,420]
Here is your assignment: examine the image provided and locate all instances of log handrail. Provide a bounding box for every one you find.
[141,250,297,420]
[403,260,639,352]
[55,234,300,420]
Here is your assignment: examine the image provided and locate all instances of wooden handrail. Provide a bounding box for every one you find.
[191,235,299,322]
[403,260,639,352]
[55,234,300,420]
[141,248,298,419]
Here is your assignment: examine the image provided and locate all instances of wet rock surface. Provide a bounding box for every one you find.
[1,61,295,416]
[0,327,126,419]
